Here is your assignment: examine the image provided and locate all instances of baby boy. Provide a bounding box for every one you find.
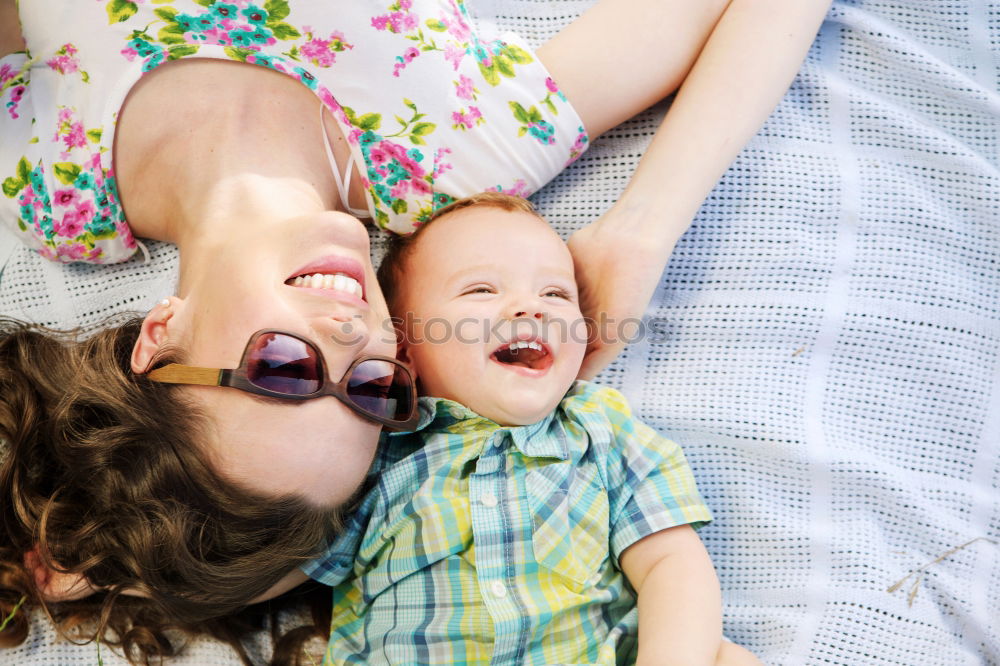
[302,192,760,666]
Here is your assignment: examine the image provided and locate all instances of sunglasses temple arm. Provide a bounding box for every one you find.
[146,364,225,386]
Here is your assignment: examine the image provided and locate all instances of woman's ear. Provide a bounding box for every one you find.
[393,320,417,380]
[24,547,101,603]
[130,297,178,373]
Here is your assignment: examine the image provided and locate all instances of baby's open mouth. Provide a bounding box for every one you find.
[491,340,552,371]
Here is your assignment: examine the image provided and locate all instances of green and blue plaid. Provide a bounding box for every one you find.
[303,380,712,665]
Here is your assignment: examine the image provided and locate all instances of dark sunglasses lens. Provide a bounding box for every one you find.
[346,359,413,421]
[246,333,322,395]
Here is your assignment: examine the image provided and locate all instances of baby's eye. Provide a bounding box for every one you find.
[542,288,572,300]
[462,285,495,295]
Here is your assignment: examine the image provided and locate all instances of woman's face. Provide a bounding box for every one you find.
[151,211,397,507]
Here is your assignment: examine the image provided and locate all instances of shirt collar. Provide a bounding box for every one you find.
[388,395,569,460]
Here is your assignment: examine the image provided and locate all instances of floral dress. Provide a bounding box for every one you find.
[0,0,589,263]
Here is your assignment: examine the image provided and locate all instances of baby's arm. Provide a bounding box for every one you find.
[620,524,722,666]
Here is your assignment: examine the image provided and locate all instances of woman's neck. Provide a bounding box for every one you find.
[113,59,339,248]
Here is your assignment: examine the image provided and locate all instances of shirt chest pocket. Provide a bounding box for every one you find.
[525,463,611,591]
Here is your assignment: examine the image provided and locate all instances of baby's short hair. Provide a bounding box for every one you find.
[377,192,541,312]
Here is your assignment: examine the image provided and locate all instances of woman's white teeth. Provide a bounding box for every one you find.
[508,340,543,352]
[291,273,362,297]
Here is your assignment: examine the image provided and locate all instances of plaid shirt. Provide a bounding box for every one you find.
[303,381,712,665]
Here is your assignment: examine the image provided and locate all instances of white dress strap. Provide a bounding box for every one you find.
[320,105,370,219]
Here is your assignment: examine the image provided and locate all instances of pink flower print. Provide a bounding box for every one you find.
[201,28,233,46]
[369,147,390,166]
[57,107,74,124]
[398,0,413,9]
[46,56,78,75]
[54,189,80,208]
[371,15,389,31]
[57,206,88,238]
[6,85,25,119]
[443,1,471,42]
[389,182,409,200]
[392,47,422,77]
[0,63,14,85]
[545,77,559,94]
[451,106,482,130]
[301,39,336,67]
[120,47,139,61]
[432,148,453,179]
[444,44,465,70]
[46,44,83,77]
[409,178,431,195]
[493,179,531,198]
[454,74,476,101]
[54,243,86,261]
[63,123,88,151]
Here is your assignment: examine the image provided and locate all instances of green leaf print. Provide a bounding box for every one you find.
[224,46,254,62]
[270,22,301,40]
[506,44,533,65]
[86,129,103,143]
[495,54,515,78]
[158,22,188,45]
[168,45,200,60]
[53,163,82,186]
[479,64,499,87]
[510,102,531,124]
[2,177,22,199]
[412,122,434,137]
[154,7,178,21]
[391,199,408,215]
[357,113,382,131]
[16,157,30,185]
[264,0,291,22]
[106,0,138,24]
[425,19,447,32]
[192,0,214,7]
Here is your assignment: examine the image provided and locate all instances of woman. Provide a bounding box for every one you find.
[0,0,831,662]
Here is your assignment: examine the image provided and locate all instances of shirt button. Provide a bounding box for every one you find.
[490,581,507,598]
[479,492,498,508]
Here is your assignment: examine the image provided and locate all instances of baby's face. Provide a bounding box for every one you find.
[397,206,586,426]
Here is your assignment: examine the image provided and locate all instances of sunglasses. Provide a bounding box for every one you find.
[145,329,420,431]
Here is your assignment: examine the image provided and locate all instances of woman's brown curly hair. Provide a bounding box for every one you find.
[0,316,338,664]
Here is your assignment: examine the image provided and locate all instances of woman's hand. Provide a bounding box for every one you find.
[568,217,677,380]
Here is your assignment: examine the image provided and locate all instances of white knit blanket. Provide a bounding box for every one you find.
[2,1,997,664]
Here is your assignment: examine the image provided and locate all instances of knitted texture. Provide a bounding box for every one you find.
[0,1,997,664]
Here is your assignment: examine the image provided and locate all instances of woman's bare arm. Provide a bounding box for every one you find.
[539,0,833,378]
[0,0,25,58]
